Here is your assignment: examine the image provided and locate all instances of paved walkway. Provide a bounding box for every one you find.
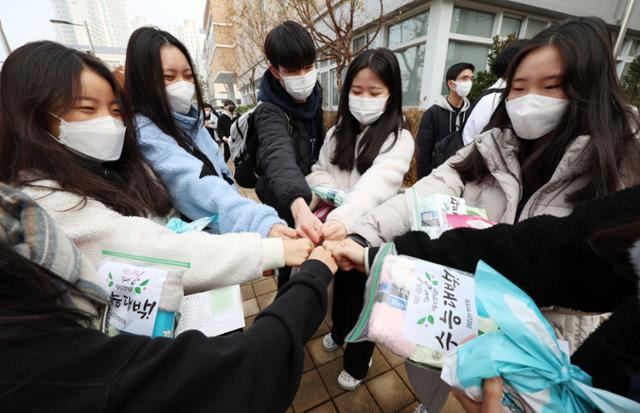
[241,276,465,413]
[237,185,463,412]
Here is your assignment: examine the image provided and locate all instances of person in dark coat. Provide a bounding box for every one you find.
[216,99,236,163]
[254,21,326,286]
[329,184,640,404]
[416,62,474,178]
[0,183,338,413]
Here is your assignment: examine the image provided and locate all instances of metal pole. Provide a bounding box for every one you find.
[83,20,96,55]
[613,0,637,58]
[0,19,11,55]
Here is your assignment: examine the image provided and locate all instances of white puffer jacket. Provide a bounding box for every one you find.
[306,126,414,232]
[353,127,640,352]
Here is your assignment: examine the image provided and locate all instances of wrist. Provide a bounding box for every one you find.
[290,197,309,219]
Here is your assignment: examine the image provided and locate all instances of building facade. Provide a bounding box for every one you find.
[51,0,131,48]
[221,0,640,109]
[202,0,242,105]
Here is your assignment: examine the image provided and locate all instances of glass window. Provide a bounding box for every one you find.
[500,16,521,37]
[331,68,339,107]
[442,41,489,94]
[388,10,429,48]
[353,35,366,53]
[629,39,640,57]
[395,43,426,106]
[320,71,329,109]
[450,7,495,38]
[368,31,383,49]
[525,19,547,38]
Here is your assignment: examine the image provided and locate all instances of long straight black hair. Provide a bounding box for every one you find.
[332,48,408,174]
[0,241,93,344]
[454,17,640,205]
[125,27,206,152]
[0,41,172,217]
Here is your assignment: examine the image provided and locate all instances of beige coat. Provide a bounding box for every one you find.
[353,127,639,352]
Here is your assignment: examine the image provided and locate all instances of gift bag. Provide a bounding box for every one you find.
[405,189,493,238]
[346,244,496,368]
[311,186,347,207]
[165,215,218,233]
[99,247,190,338]
[440,261,640,413]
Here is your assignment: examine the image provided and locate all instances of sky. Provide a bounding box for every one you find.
[0,0,207,60]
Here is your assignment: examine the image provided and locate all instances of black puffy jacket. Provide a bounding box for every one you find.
[254,71,325,224]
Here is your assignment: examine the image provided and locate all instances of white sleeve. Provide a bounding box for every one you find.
[27,186,283,294]
[327,129,415,232]
[462,93,502,145]
[351,143,471,246]
[306,127,341,189]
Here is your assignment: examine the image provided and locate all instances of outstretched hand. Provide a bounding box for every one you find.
[323,238,366,273]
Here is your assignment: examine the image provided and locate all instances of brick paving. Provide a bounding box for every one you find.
[241,276,465,413]
[237,185,463,412]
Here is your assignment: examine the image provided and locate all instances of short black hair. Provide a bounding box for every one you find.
[264,21,316,70]
[490,39,528,78]
[203,103,214,110]
[446,62,475,82]
[222,99,235,108]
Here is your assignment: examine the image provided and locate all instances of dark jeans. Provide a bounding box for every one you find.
[330,268,375,380]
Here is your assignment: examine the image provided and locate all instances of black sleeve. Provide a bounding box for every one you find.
[392,185,640,312]
[111,259,332,413]
[416,109,436,179]
[571,294,640,399]
[255,103,312,212]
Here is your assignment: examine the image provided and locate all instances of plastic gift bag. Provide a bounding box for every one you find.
[165,215,218,233]
[405,189,493,239]
[99,247,190,338]
[346,244,496,368]
[440,261,640,413]
[311,186,347,207]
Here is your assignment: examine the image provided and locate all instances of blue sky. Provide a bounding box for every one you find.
[1,0,207,60]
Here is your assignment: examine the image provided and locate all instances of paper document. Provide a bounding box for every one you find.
[175,285,245,337]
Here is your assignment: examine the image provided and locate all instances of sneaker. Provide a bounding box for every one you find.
[413,404,428,413]
[322,333,339,352]
[337,359,373,391]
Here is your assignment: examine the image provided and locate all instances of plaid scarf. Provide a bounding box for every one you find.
[0,183,109,315]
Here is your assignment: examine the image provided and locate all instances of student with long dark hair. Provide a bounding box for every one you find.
[125,27,296,240]
[0,183,339,412]
[305,48,414,390]
[216,99,236,162]
[0,41,313,293]
[330,184,640,406]
[349,17,640,359]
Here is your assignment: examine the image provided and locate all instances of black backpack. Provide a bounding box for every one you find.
[432,88,504,169]
[229,103,291,188]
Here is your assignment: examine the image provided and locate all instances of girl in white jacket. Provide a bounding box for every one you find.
[306,48,414,391]
[0,41,313,295]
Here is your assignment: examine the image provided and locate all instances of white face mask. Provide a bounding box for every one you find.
[166,81,195,114]
[453,80,473,98]
[49,114,126,162]
[506,93,569,140]
[281,68,317,102]
[349,94,388,125]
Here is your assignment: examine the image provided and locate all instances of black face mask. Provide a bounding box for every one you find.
[205,112,211,120]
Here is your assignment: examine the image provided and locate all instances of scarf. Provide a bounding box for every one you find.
[0,183,109,318]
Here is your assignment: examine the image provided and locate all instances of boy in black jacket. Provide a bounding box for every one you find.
[254,21,325,243]
[254,21,325,286]
[416,62,474,178]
